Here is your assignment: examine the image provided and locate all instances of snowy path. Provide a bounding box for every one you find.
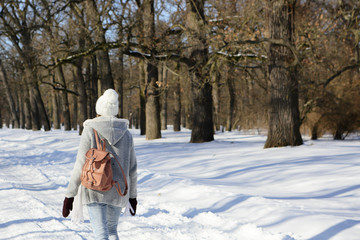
[0,128,360,239]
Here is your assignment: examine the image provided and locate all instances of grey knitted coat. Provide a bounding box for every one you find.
[65,116,137,207]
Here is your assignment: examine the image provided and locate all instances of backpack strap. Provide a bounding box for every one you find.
[93,129,105,151]
[111,154,129,197]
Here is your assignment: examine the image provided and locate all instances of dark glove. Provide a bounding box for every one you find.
[129,198,137,216]
[62,197,74,218]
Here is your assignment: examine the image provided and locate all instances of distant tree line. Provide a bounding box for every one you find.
[0,0,359,147]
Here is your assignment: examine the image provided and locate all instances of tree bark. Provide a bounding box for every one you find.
[139,62,146,135]
[143,0,161,140]
[71,92,78,131]
[0,59,20,128]
[22,79,32,130]
[226,64,236,132]
[186,0,214,143]
[117,51,125,118]
[90,57,98,119]
[212,70,221,132]
[18,88,25,129]
[73,62,87,134]
[85,0,114,93]
[333,128,344,140]
[51,75,61,129]
[161,62,168,130]
[22,40,50,131]
[264,0,303,148]
[173,62,181,131]
[145,61,161,139]
[55,65,71,130]
[311,122,319,140]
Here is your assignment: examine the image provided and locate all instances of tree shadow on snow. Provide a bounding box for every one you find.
[308,219,360,240]
[264,184,360,200]
[183,195,250,218]
[141,208,170,218]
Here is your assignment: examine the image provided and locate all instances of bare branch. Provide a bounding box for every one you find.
[323,64,360,87]
[41,81,80,96]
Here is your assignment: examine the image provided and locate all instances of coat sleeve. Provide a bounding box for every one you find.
[128,136,138,199]
[65,126,92,198]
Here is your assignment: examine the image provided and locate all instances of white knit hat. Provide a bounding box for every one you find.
[95,89,119,116]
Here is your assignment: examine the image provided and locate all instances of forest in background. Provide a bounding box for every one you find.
[0,0,359,147]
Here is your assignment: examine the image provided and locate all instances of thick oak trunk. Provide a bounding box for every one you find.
[145,62,161,139]
[143,0,161,140]
[264,0,303,148]
[186,0,214,143]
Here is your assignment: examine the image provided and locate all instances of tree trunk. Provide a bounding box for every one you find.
[226,64,236,132]
[145,61,161,139]
[186,0,214,143]
[97,50,115,92]
[73,62,87,134]
[33,82,51,131]
[264,0,303,148]
[135,108,140,129]
[190,73,214,142]
[173,62,181,131]
[22,39,51,131]
[71,92,78,131]
[51,75,61,129]
[333,129,344,140]
[184,102,192,129]
[143,0,161,140]
[55,65,71,130]
[25,69,41,131]
[311,122,318,140]
[212,70,221,132]
[86,0,114,93]
[69,77,78,131]
[161,62,168,130]
[0,59,20,128]
[18,89,25,129]
[139,62,146,135]
[22,79,32,130]
[117,51,125,118]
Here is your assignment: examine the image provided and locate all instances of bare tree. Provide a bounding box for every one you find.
[172,61,182,131]
[137,0,162,140]
[0,59,20,128]
[186,0,214,143]
[264,0,303,148]
[85,0,115,92]
[0,1,51,131]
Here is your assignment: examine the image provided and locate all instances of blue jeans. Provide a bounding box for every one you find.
[87,203,122,240]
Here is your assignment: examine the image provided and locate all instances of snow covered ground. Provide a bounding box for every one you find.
[0,126,359,240]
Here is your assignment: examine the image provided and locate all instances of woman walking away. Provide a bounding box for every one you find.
[62,89,138,240]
